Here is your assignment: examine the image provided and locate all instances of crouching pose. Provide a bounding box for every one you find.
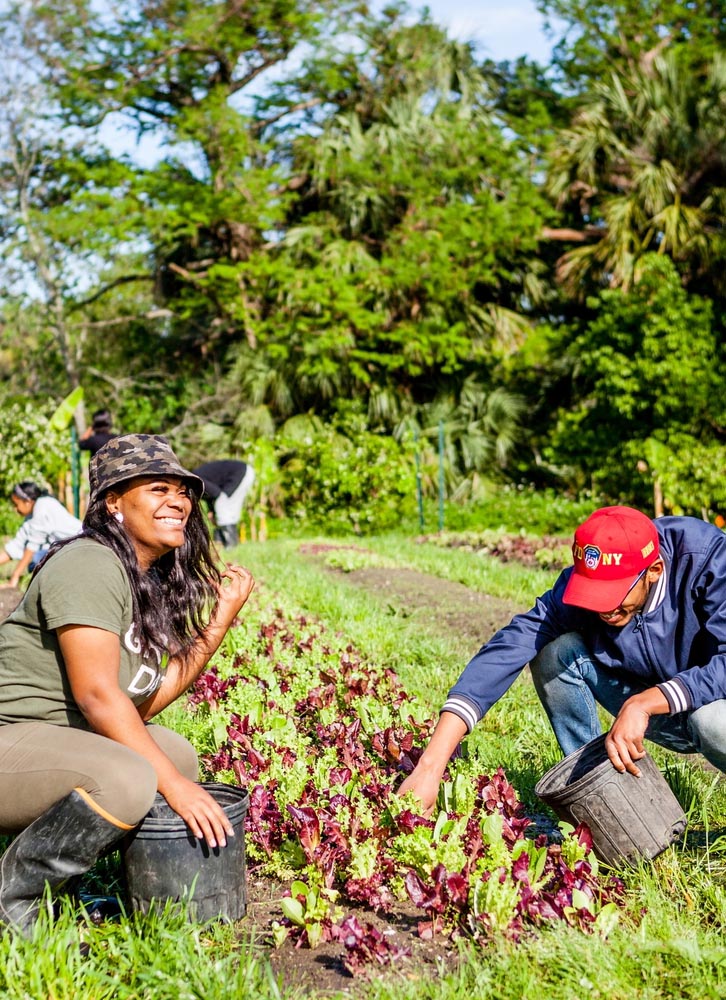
[0,434,254,934]
[400,505,726,814]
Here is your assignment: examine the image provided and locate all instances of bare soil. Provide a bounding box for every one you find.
[244,874,460,996]
[332,563,520,651]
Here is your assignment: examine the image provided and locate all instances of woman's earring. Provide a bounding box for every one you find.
[113,511,124,524]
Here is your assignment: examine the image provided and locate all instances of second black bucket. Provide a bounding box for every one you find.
[122,782,249,923]
[535,734,687,867]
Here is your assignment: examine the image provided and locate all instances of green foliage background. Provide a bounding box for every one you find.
[277,416,416,534]
[0,0,725,530]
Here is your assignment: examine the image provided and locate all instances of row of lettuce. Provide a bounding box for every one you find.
[173,577,626,975]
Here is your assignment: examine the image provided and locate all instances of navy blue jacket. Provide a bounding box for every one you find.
[443,516,726,732]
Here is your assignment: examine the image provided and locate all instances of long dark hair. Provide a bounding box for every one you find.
[43,485,221,662]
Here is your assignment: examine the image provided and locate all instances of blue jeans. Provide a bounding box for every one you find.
[530,632,726,774]
[29,549,47,572]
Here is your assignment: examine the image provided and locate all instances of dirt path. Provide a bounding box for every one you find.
[333,564,523,648]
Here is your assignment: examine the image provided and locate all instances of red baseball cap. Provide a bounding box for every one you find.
[562,506,659,613]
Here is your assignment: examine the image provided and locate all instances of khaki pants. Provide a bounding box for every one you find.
[0,722,198,832]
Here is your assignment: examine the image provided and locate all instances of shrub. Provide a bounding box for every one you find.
[0,400,70,497]
[442,485,598,536]
[277,423,416,535]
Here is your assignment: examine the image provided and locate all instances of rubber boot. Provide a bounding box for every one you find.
[54,878,123,925]
[218,524,239,549]
[0,788,134,935]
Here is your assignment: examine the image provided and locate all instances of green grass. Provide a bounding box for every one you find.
[5,531,726,997]
[363,915,726,1000]
[264,484,597,541]
[0,901,288,1000]
[362,531,554,603]
[235,537,469,707]
[259,529,555,602]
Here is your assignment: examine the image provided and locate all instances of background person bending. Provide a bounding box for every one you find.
[0,482,82,589]
[192,459,256,549]
[399,505,726,815]
[0,434,254,934]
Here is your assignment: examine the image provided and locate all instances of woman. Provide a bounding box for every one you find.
[0,434,254,934]
[0,482,82,588]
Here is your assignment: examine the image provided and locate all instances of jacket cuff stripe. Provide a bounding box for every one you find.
[657,679,690,714]
[441,696,481,733]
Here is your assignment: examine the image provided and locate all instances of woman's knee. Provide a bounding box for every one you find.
[0,724,158,830]
[95,752,158,826]
[87,728,198,824]
[146,726,199,781]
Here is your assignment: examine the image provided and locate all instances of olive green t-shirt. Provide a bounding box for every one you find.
[0,538,166,728]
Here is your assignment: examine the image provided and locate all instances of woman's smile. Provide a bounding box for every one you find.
[107,476,192,568]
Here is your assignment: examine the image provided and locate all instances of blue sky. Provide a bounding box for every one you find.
[405,0,557,62]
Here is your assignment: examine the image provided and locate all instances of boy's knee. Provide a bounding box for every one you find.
[530,632,587,683]
[689,701,726,759]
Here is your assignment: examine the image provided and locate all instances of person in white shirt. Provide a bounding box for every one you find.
[0,482,82,588]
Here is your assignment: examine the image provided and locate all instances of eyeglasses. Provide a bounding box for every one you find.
[600,568,649,619]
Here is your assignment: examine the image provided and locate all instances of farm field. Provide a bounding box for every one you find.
[2,533,726,999]
[6,1,726,993]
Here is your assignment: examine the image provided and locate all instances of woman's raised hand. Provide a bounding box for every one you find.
[215,564,255,623]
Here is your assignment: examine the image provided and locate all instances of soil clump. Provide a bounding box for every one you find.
[244,874,460,996]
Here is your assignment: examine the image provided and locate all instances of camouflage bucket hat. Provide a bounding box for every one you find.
[89,434,203,500]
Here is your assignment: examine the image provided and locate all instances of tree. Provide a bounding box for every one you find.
[537,0,726,89]
[17,0,365,368]
[543,254,726,511]
[544,52,726,296]
[220,16,548,434]
[0,2,193,420]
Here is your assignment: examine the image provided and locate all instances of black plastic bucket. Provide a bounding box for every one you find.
[122,783,249,923]
[535,734,687,866]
